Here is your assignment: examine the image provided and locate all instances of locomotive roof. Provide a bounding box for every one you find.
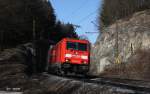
[62,38,89,43]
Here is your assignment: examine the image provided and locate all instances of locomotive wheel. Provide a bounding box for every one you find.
[56,68,66,76]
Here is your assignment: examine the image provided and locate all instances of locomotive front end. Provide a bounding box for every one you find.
[62,39,90,74]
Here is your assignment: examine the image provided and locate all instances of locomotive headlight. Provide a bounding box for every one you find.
[65,59,70,62]
[81,56,88,59]
[65,54,72,57]
[66,59,69,62]
[83,61,87,64]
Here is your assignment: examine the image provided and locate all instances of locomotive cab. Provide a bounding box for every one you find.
[48,38,90,75]
[63,41,90,73]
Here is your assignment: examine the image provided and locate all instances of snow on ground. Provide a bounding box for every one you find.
[0,91,22,94]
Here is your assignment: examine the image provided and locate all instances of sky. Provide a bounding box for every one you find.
[50,0,102,44]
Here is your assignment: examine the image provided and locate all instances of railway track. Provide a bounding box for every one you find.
[42,73,150,93]
[82,77,150,93]
[60,74,150,93]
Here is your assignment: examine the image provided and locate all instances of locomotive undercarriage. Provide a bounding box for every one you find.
[48,63,89,75]
[62,63,89,73]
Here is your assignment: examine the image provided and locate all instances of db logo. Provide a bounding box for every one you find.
[72,55,80,58]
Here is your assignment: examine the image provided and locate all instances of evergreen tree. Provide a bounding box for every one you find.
[100,0,150,30]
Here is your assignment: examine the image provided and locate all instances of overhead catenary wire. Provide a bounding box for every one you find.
[76,9,98,36]
[67,0,90,19]
[78,10,97,24]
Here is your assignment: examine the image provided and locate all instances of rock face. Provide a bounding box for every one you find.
[91,9,150,74]
[0,44,46,93]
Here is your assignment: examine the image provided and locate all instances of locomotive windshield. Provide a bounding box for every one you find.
[67,42,87,51]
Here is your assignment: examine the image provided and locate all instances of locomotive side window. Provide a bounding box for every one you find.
[67,42,77,50]
[67,42,87,51]
[78,43,87,51]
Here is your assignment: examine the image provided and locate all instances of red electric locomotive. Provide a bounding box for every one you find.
[48,38,90,75]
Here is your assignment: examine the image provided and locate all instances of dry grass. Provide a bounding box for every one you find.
[101,49,150,81]
[0,47,45,93]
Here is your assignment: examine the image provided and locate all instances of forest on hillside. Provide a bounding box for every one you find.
[100,0,150,30]
[0,0,78,49]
